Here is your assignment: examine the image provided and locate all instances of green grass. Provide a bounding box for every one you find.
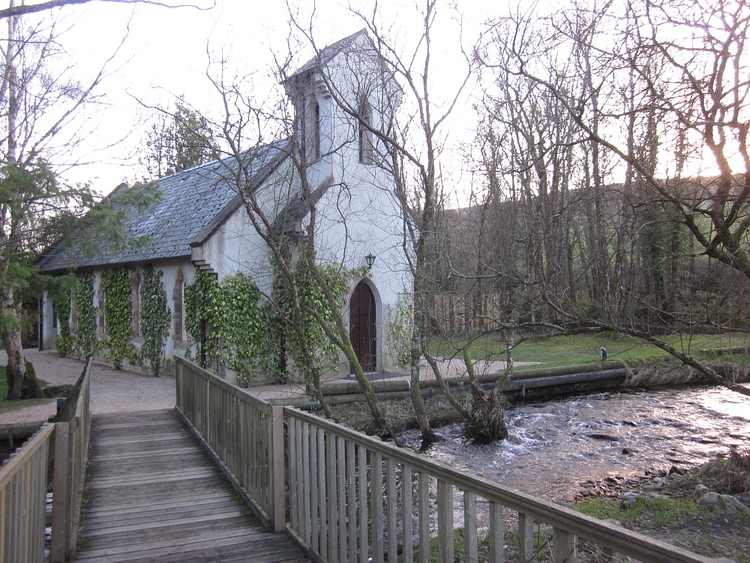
[577,496,699,529]
[427,332,750,371]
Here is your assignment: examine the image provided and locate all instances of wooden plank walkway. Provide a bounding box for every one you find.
[75,409,307,562]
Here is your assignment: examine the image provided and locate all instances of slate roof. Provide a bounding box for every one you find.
[36,140,290,273]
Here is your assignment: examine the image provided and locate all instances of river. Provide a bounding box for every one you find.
[402,385,750,500]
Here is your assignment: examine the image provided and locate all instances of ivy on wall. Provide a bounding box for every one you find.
[101,267,135,368]
[140,265,171,376]
[184,269,223,365]
[221,274,276,382]
[73,271,97,357]
[52,280,73,356]
[386,296,414,369]
[184,270,274,385]
[275,259,351,382]
[182,261,360,385]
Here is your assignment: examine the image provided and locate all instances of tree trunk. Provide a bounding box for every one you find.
[3,290,26,400]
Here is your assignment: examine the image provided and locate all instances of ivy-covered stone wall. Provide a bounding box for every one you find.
[52,266,172,376]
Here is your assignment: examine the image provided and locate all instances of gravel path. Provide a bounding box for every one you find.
[0,349,175,426]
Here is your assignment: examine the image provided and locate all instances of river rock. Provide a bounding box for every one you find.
[620,492,639,508]
[588,433,620,442]
[697,492,750,516]
[694,484,709,498]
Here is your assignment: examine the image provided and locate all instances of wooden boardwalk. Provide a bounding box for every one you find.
[75,409,306,562]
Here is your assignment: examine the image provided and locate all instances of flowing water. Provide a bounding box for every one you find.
[402,386,750,500]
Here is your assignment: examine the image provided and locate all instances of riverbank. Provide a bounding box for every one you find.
[574,450,750,561]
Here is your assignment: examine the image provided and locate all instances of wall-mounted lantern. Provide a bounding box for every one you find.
[365,253,376,270]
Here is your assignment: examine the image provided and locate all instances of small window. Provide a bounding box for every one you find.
[359,96,374,165]
[302,96,321,163]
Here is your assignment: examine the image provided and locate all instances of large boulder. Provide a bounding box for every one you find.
[697,492,750,516]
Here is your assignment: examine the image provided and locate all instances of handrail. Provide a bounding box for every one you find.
[51,355,93,562]
[0,423,55,563]
[284,408,711,563]
[176,359,713,563]
[175,356,285,531]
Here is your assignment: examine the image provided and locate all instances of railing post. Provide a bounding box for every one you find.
[518,511,535,562]
[553,527,577,563]
[51,421,71,563]
[271,405,286,532]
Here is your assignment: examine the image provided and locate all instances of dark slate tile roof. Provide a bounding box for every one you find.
[37,140,290,273]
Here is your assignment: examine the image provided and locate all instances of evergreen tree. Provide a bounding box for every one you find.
[142,98,218,178]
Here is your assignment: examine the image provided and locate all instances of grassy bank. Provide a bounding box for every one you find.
[574,450,750,561]
[428,332,750,370]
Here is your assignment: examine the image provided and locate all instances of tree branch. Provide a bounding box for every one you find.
[0,0,214,20]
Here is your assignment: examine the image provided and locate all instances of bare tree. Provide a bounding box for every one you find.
[474,0,750,396]
[291,0,513,444]
[0,2,129,398]
[0,0,214,20]
[195,37,399,433]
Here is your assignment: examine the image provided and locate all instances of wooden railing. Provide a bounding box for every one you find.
[51,356,93,562]
[176,356,713,563]
[175,357,285,531]
[285,410,712,563]
[0,356,92,563]
[0,423,55,563]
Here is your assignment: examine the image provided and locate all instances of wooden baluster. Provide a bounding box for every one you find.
[372,452,384,563]
[346,440,357,561]
[358,445,369,563]
[553,527,576,563]
[518,511,535,562]
[437,480,454,563]
[327,430,338,560]
[387,459,398,562]
[402,465,414,563]
[317,427,327,560]
[337,436,347,562]
[418,472,431,563]
[489,501,504,562]
[464,491,478,563]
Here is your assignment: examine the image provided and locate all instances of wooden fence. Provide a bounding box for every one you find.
[0,357,92,563]
[175,357,285,531]
[51,357,92,562]
[0,423,54,563]
[175,356,712,563]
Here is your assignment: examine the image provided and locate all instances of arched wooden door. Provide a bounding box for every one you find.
[349,281,376,372]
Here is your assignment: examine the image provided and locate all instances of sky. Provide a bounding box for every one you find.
[28,0,515,195]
